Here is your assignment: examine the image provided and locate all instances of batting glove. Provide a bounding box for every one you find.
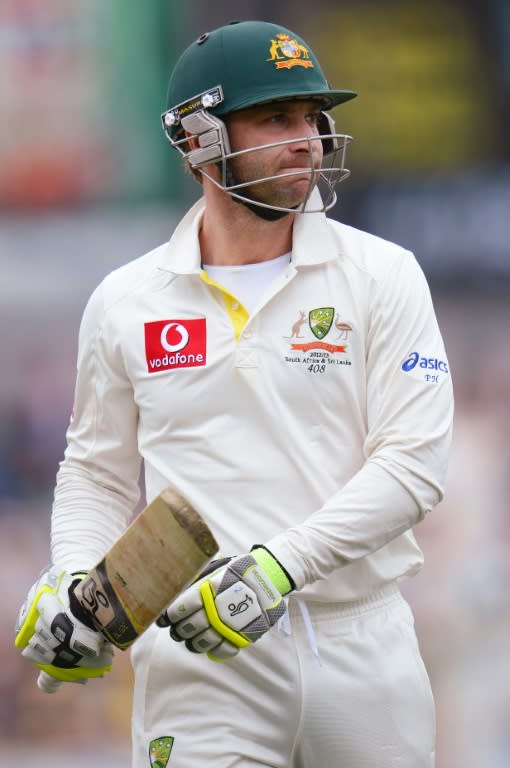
[15,565,114,688]
[157,546,294,661]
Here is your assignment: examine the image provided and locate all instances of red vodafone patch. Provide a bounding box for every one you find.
[144,319,206,373]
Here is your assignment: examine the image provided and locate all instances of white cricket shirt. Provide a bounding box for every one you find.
[52,193,454,601]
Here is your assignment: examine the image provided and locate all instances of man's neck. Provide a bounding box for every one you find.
[199,187,294,266]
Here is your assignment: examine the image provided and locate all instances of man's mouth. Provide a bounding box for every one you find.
[277,166,313,177]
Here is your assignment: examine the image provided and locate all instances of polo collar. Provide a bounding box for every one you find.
[160,198,205,274]
[160,189,341,275]
[291,189,341,267]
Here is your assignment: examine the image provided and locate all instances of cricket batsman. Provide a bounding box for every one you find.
[16,20,453,767]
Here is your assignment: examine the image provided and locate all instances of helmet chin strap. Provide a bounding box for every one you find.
[224,164,292,221]
[238,196,292,221]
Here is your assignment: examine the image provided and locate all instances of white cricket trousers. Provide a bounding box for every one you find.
[131,584,435,767]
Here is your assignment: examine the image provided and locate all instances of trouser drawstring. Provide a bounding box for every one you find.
[278,598,322,666]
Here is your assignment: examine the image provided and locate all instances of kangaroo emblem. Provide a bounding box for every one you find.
[285,310,307,339]
[267,38,285,60]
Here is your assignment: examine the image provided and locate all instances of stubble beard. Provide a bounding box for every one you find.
[227,152,322,211]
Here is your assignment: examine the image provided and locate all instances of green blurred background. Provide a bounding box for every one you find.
[1,1,509,766]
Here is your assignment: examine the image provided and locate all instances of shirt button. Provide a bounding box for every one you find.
[231,301,239,310]
[242,330,252,339]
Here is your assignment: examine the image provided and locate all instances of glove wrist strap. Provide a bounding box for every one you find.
[251,546,295,595]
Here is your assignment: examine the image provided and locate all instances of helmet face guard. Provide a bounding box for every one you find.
[162,21,356,214]
[162,92,352,214]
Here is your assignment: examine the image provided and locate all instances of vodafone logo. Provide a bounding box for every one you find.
[144,319,206,373]
[160,322,189,353]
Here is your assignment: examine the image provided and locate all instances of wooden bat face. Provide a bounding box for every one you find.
[73,487,218,649]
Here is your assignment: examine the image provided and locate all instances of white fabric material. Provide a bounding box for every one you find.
[51,193,453,603]
[131,588,435,767]
[203,252,291,313]
[51,470,136,570]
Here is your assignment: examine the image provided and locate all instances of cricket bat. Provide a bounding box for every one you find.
[38,486,218,693]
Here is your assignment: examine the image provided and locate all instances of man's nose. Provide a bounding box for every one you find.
[288,121,320,153]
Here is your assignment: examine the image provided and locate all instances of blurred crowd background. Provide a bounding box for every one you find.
[1,1,509,766]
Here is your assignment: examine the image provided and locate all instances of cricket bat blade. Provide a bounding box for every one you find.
[74,486,219,649]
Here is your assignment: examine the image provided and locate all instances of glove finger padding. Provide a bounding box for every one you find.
[163,548,293,661]
[31,590,103,658]
[15,566,113,685]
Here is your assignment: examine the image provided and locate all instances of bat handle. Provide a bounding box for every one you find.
[37,671,62,693]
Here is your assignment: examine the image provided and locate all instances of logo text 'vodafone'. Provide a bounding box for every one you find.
[144,319,206,373]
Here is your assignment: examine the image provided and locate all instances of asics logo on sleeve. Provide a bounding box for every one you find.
[145,319,207,373]
[402,351,449,374]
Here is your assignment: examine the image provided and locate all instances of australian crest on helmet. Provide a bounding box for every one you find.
[267,33,314,70]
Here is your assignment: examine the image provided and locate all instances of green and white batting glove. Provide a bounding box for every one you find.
[158,546,294,661]
[15,565,114,688]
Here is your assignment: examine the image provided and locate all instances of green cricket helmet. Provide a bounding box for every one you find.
[161,20,357,215]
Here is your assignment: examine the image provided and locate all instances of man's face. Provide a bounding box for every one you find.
[224,101,324,210]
